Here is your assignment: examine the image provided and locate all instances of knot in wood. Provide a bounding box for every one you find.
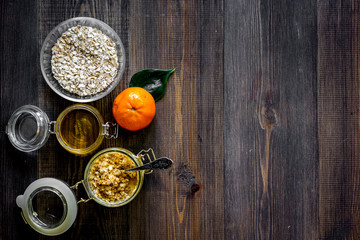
[259,106,278,129]
[191,183,200,193]
[264,108,276,124]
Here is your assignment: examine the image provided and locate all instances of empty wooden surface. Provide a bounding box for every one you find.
[225,0,318,239]
[1,0,360,239]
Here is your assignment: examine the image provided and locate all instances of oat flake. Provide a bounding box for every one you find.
[51,25,119,96]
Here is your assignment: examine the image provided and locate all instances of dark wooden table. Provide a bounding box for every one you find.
[1,0,359,239]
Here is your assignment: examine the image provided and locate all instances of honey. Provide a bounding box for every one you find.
[59,109,100,150]
[7,104,114,155]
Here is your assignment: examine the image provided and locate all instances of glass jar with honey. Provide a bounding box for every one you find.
[6,104,118,155]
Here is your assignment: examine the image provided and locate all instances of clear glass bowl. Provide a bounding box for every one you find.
[40,17,126,102]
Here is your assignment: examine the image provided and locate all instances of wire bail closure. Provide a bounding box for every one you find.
[103,122,119,139]
[48,121,56,134]
[70,180,94,204]
[137,148,156,174]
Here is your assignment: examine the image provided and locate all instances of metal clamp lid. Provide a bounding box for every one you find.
[16,178,78,236]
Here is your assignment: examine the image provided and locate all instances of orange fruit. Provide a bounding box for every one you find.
[112,87,156,131]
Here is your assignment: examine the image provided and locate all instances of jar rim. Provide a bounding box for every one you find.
[55,104,105,155]
[16,178,78,236]
[27,186,68,229]
[6,105,50,152]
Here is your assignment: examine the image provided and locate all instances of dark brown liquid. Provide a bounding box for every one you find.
[60,109,100,149]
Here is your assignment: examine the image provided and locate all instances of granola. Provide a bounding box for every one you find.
[88,152,139,202]
[51,25,119,96]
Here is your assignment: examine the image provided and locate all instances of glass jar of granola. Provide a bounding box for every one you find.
[16,148,161,236]
[80,147,154,207]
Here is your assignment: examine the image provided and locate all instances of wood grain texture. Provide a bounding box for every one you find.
[224,0,318,239]
[0,0,39,239]
[128,0,224,239]
[3,0,360,239]
[34,0,223,239]
[37,1,133,240]
[318,1,360,239]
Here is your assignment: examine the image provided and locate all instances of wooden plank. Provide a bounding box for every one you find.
[0,0,39,239]
[37,1,131,239]
[318,1,360,239]
[128,0,224,239]
[224,0,318,239]
[4,0,360,239]
[35,0,224,239]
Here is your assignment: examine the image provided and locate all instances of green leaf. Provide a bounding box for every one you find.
[129,68,176,102]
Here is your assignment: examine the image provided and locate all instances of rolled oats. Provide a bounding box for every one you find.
[88,152,139,203]
[51,25,119,96]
